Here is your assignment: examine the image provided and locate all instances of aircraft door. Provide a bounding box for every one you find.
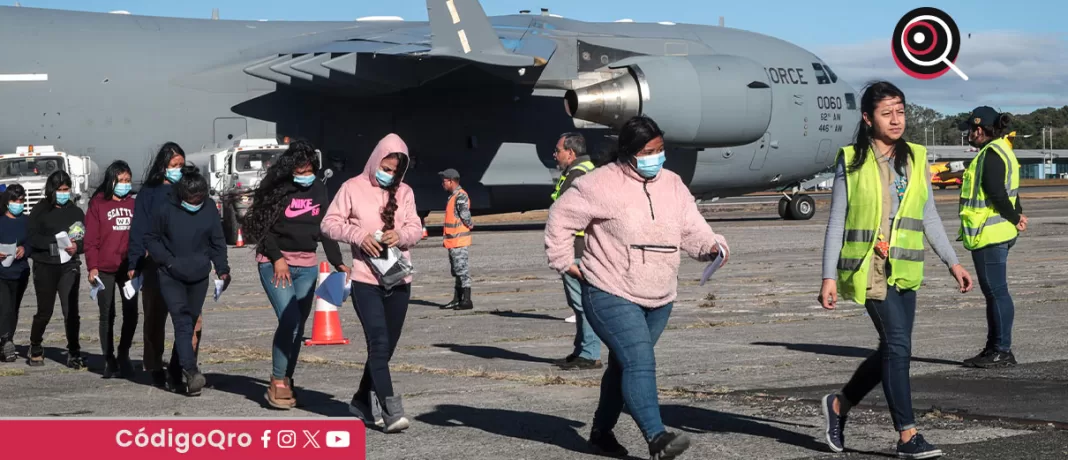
[749,132,770,170]
[815,139,834,165]
[214,117,248,145]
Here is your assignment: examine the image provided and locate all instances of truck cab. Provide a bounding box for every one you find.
[0,145,99,212]
[208,139,291,245]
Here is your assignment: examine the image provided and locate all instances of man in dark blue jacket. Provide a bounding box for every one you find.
[145,169,230,396]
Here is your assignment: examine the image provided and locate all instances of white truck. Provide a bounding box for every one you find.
[0,145,100,212]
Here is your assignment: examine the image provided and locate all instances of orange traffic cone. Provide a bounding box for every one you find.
[304,262,350,346]
[235,228,245,248]
[422,227,428,239]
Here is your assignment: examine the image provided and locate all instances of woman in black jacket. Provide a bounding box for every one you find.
[241,140,348,409]
[145,168,230,396]
[26,171,86,368]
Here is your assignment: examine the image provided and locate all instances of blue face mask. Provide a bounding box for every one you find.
[634,151,666,178]
[181,201,203,213]
[114,182,132,197]
[7,203,24,216]
[56,192,71,205]
[293,174,316,187]
[375,169,395,187]
[165,168,183,184]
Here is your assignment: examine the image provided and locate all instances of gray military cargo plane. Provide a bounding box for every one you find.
[0,0,859,223]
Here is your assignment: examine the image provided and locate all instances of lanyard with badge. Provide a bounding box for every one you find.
[874,151,905,259]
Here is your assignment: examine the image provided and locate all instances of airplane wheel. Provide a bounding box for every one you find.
[778,197,791,220]
[788,194,815,220]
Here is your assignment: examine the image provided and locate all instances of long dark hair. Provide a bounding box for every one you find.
[380,152,409,231]
[242,140,321,246]
[606,116,665,165]
[850,81,912,175]
[1,183,26,214]
[174,166,207,203]
[92,160,133,200]
[143,142,185,187]
[31,170,73,214]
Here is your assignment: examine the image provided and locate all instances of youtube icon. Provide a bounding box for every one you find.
[326,431,350,448]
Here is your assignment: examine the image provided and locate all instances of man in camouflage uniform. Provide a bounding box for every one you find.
[440,169,474,310]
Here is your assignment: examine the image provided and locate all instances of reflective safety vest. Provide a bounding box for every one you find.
[836,143,929,305]
[551,160,594,236]
[958,137,1019,251]
[443,188,472,249]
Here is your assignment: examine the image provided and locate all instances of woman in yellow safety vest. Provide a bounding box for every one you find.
[817,81,973,459]
[957,107,1026,369]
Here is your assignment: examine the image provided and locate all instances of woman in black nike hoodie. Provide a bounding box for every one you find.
[145,167,230,396]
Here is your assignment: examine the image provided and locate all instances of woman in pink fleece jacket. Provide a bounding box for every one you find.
[321,133,423,433]
[545,116,729,459]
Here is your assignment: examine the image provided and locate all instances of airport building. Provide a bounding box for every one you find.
[926,146,1068,179]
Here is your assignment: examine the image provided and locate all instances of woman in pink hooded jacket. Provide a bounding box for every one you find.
[321,133,422,433]
[545,116,729,459]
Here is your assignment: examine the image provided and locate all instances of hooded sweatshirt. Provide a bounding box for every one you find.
[321,134,423,287]
[545,161,729,308]
[27,200,86,266]
[145,195,230,283]
[85,193,135,273]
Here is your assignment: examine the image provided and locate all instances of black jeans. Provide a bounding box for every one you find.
[351,282,410,406]
[29,263,81,354]
[841,287,917,432]
[158,271,208,372]
[97,269,139,359]
[0,275,30,343]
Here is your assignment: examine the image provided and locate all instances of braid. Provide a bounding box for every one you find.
[378,152,407,231]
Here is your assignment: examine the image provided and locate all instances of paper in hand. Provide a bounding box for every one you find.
[55,231,73,264]
[122,275,143,300]
[699,242,727,287]
[89,276,105,301]
[0,243,16,268]
[214,279,227,302]
[314,272,351,307]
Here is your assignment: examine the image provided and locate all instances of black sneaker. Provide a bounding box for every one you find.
[897,433,943,459]
[648,432,690,460]
[556,357,603,371]
[553,353,578,366]
[183,368,206,397]
[970,350,1017,369]
[821,393,846,453]
[962,348,994,367]
[0,340,16,362]
[67,353,85,370]
[588,429,628,458]
[103,356,119,379]
[117,355,135,379]
[150,370,168,388]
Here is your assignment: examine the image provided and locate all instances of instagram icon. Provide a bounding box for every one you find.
[277,430,297,449]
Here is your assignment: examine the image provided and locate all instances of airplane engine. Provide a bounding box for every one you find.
[565,55,773,147]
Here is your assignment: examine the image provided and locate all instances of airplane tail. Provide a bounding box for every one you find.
[426,0,533,67]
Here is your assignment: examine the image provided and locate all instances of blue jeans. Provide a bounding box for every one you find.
[258,263,319,379]
[563,262,601,360]
[583,283,672,442]
[971,239,1016,352]
[841,287,917,432]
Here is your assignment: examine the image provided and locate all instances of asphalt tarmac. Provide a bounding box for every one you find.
[1,190,1066,460]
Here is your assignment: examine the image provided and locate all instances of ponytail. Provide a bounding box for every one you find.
[378,152,408,231]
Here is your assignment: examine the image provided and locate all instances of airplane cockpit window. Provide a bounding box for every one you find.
[823,64,839,83]
[811,63,831,85]
[845,93,857,110]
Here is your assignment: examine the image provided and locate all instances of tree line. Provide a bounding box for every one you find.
[904,103,1068,149]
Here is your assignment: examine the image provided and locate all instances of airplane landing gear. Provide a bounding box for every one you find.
[778,192,815,221]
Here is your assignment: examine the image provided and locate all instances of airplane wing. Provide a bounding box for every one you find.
[240,0,554,93]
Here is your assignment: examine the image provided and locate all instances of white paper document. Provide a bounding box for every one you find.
[55,231,73,264]
[122,276,143,300]
[214,279,227,302]
[699,243,728,287]
[0,243,16,268]
[88,276,105,301]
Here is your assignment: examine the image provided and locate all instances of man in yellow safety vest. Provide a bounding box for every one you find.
[957,106,1027,369]
[548,132,602,370]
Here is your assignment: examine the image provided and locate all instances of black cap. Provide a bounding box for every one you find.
[959,106,1000,131]
[438,168,460,180]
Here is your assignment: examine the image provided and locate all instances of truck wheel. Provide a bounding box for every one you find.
[223,204,238,246]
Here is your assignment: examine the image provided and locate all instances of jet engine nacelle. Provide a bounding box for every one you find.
[565,55,773,147]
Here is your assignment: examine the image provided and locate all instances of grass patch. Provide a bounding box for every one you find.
[0,368,27,377]
[699,293,718,309]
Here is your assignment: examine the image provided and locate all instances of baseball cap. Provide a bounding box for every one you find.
[438,168,460,180]
[959,106,1000,131]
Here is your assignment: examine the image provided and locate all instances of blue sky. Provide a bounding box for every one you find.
[15,1,1068,114]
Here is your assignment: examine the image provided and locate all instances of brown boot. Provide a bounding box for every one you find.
[265,376,296,410]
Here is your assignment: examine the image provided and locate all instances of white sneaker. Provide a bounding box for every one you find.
[565,315,576,323]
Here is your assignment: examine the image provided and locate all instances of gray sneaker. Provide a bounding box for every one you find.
[382,396,411,433]
[349,391,385,428]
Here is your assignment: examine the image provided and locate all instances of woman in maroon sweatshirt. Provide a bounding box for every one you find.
[85,161,138,379]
